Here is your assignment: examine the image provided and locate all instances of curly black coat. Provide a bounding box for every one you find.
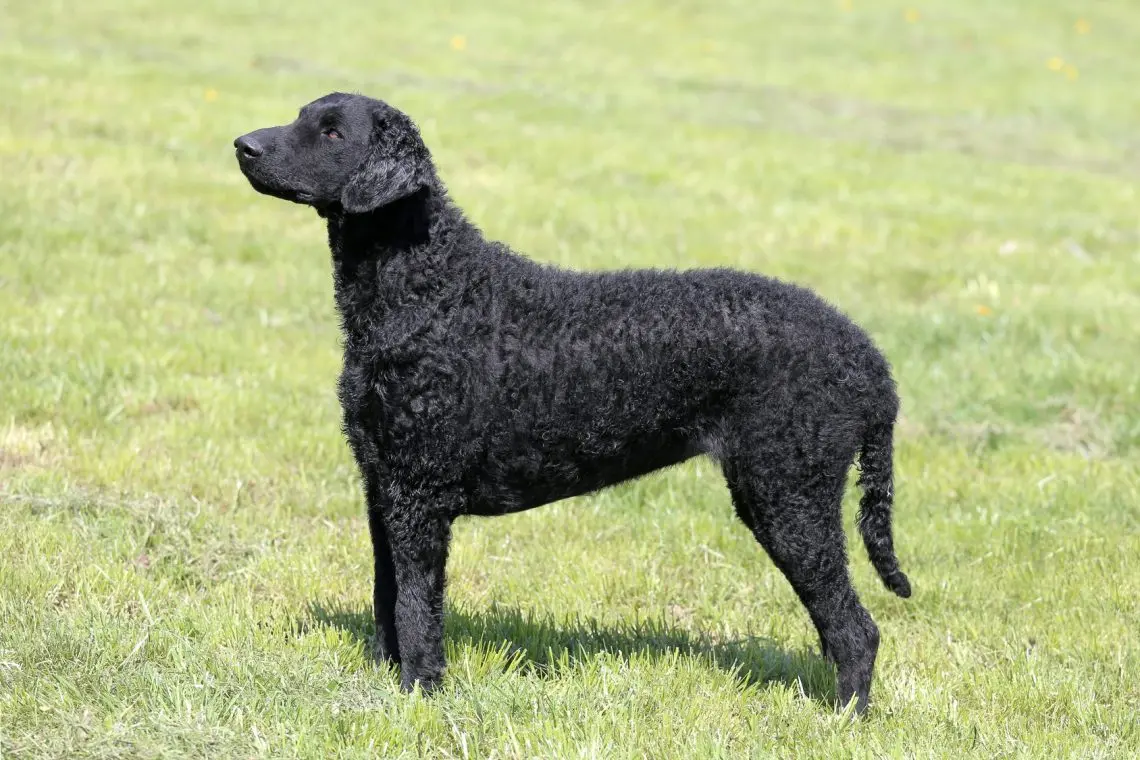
[235,92,911,714]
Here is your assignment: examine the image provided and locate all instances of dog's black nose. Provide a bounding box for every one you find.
[234,135,263,158]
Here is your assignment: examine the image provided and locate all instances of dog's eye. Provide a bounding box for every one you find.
[323,128,343,140]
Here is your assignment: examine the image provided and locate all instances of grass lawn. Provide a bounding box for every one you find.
[2,0,1139,756]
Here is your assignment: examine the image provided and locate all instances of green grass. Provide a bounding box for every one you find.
[2,0,1139,756]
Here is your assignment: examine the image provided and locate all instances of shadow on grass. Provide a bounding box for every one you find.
[305,600,836,706]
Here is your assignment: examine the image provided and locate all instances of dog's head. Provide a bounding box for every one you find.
[234,92,434,214]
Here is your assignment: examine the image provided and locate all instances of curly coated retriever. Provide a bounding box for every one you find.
[234,92,911,714]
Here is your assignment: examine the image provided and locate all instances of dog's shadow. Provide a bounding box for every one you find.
[305,600,837,705]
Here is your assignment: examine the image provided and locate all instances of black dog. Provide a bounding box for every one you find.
[234,93,910,714]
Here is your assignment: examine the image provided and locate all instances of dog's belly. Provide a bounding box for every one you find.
[467,434,700,516]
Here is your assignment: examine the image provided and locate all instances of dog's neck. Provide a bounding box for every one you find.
[323,184,475,345]
[325,187,436,263]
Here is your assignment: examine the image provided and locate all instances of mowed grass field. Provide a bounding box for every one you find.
[2,0,1139,756]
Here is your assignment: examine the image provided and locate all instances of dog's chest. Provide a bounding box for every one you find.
[337,330,469,446]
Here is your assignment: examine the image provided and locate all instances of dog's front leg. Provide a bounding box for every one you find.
[386,502,452,694]
[365,483,400,666]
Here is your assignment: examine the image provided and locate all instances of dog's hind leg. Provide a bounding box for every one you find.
[722,444,881,715]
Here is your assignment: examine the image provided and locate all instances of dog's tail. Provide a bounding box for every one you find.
[856,410,912,598]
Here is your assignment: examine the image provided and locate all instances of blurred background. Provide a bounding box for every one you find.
[2,1,1138,756]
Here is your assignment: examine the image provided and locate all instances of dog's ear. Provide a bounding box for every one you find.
[341,107,432,214]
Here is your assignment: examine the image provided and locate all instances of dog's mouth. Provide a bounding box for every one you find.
[238,167,315,205]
